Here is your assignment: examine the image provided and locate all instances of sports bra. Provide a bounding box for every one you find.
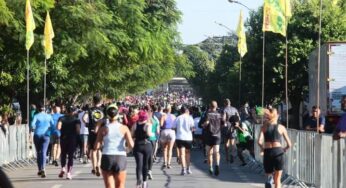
[264,124,282,142]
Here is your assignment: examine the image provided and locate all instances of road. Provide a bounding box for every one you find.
[7,149,265,188]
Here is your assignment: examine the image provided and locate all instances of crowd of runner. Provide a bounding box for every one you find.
[29,92,290,188]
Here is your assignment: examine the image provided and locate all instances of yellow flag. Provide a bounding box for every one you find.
[44,11,54,59]
[25,0,35,50]
[262,0,292,36]
[236,10,247,58]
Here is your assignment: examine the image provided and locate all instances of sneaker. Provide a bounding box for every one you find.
[161,164,167,169]
[208,167,213,175]
[37,171,42,176]
[79,158,83,163]
[180,169,186,176]
[95,166,101,177]
[136,180,143,188]
[187,168,192,174]
[214,165,219,176]
[167,164,171,169]
[148,170,153,180]
[58,170,65,178]
[91,169,96,175]
[54,160,59,167]
[142,181,148,188]
[41,170,46,178]
[66,172,72,180]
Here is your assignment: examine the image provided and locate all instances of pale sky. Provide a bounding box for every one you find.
[177,0,263,44]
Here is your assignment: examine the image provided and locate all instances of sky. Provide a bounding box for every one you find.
[176,0,263,45]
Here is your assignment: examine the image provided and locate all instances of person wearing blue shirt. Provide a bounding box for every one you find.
[50,106,64,167]
[31,103,55,178]
[305,106,325,133]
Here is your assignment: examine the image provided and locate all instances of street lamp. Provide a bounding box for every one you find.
[228,0,252,11]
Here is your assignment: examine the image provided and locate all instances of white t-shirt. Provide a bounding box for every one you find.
[79,111,89,135]
[173,114,194,141]
[193,117,202,135]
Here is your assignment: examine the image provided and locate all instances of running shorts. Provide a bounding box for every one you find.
[160,129,175,143]
[88,132,97,150]
[206,135,221,146]
[50,134,60,144]
[101,155,127,173]
[263,147,284,173]
[80,134,88,144]
[176,140,192,150]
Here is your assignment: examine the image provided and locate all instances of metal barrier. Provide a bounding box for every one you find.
[0,125,36,170]
[251,124,346,188]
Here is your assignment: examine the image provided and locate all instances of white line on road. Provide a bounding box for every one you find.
[51,184,62,188]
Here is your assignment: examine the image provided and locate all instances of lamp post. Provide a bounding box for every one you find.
[228,0,252,11]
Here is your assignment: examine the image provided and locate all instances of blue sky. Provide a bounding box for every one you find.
[176,0,263,44]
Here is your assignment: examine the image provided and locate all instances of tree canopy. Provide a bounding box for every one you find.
[0,0,188,108]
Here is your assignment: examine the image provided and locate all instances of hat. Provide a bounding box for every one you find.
[138,110,148,122]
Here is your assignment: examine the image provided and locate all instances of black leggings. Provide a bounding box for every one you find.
[134,142,153,182]
[60,136,77,172]
[148,140,157,171]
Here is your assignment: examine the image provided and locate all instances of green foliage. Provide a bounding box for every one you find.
[0,0,182,107]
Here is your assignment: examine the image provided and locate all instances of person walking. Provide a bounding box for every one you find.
[258,108,291,188]
[132,110,153,188]
[202,101,223,176]
[173,106,195,175]
[31,103,55,178]
[147,106,160,180]
[57,106,81,180]
[78,105,89,164]
[50,105,63,166]
[95,105,134,188]
[159,105,176,169]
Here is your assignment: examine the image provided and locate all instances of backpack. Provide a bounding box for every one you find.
[87,107,104,131]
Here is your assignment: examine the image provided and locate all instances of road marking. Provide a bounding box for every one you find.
[51,184,62,188]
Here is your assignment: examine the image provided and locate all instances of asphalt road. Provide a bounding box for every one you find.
[6,149,266,188]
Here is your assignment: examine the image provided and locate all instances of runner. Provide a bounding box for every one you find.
[147,106,160,180]
[95,105,134,188]
[83,94,104,176]
[202,101,223,176]
[258,108,291,188]
[160,105,176,169]
[57,106,81,180]
[222,99,239,163]
[173,106,195,175]
[78,105,89,164]
[31,103,55,178]
[132,110,153,188]
[50,105,63,167]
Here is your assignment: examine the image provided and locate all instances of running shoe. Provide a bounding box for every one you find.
[208,167,213,175]
[66,172,72,180]
[167,164,172,169]
[187,167,192,174]
[214,165,219,176]
[148,170,153,180]
[142,181,148,188]
[41,170,46,178]
[161,164,167,169]
[91,169,96,175]
[54,160,59,167]
[58,170,65,178]
[136,180,143,188]
[180,169,186,176]
[95,166,101,177]
[37,171,42,176]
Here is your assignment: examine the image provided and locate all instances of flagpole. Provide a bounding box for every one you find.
[239,56,242,106]
[285,2,289,129]
[26,50,30,129]
[44,58,47,109]
[262,31,265,125]
[316,0,323,133]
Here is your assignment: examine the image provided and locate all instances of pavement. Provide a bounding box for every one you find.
[6,149,266,188]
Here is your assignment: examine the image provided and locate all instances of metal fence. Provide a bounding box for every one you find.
[251,124,346,188]
[0,125,36,170]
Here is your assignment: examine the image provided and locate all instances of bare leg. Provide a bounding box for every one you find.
[167,140,175,165]
[186,149,191,167]
[179,147,186,168]
[274,170,282,188]
[115,170,127,188]
[102,170,115,188]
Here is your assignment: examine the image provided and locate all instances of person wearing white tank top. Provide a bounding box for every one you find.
[95,105,134,188]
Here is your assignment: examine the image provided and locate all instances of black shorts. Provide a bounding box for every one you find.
[206,136,221,146]
[263,148,284,173]
[50,135,60,144]
[101,155,127,173]
[88,132,97,149]
[176,140,192,150]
